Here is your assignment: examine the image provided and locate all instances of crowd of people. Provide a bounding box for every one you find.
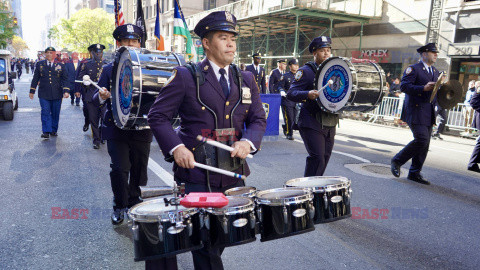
[23,9,480,270]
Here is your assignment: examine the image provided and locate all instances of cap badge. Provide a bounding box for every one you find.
[321,36,327,42]
[96,44,100,49]
[127,25,134,33]
[225,12,233,23]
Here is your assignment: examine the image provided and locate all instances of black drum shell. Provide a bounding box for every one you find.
[310,187,351,224]
[258,201,314,242]
[207,211,256,248]
[132,212,203,261]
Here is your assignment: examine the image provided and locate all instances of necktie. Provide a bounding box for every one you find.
[219,68,229,98]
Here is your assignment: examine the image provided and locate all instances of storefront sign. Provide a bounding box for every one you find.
[351,49,389,63]
[447,44,480,56]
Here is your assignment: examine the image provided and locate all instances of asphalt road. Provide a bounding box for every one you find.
[1,72,479,270]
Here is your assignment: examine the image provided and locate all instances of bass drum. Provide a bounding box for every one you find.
[111,47,185,130]
[314,57,386,114]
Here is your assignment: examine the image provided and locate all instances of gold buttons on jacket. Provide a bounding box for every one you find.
[202,106,205,110]
[225,115,230,119]
[226,101,230,106]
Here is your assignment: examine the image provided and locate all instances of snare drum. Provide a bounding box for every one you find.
[315,57,386,114]
[111,47,185,130]
[256,188,315,242]
[128,198,203,261]
[204,196,256,248]
[224,186,257,197]
[285,176,351,223]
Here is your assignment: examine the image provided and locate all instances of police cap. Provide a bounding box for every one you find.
[194,11,238,39]
[45,47,56,52]
[417,43,439,53]
[252,53,262,58]
[277,59,287,63]
[113,24,143,41]
[288,58,298,65]
[88,44,106,52]
[309,36,331,53]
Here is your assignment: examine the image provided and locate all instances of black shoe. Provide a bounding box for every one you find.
[390,160,401,178]
[468,164,480,173]
[71,101,74,105]
[41,133,50,139]
[93,143,100,149]
[50,132,58,137]
[407,173,430,185]
[282,125,287,136]
[76,103,80,106]
[101,140,106,144]
[111,208,125,225]
[286,135,293,140]
[83,124,89,132]
[432,133,443,140]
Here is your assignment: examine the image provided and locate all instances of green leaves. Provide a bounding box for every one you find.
[49,8,115,53]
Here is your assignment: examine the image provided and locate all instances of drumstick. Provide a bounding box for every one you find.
[318,79,334,92]
[82,75,105,92]
[193,162,247,180]
[196,135,253,159]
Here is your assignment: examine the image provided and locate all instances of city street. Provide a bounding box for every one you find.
[1,72,480,270]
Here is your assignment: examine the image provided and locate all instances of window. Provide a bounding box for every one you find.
[204,0,216,10]
[0,59,5,84]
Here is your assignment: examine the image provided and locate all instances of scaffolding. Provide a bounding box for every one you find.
[186,0,382,72]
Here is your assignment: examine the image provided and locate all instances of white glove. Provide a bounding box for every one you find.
[280,91,286,97]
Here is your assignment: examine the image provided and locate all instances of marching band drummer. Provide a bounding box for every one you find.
[147,11,266,270]
[287,36,339,177]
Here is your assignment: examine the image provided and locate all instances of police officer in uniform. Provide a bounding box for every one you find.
[92,25,152,224]
[468,87,480,172]
[269,59,286,94]
[390,43,440,185]
[287,36,339,177]
[76,44,106,149]
[148,11,266,270]
[278,58,299,140]
[245,53,267,94]
[29,47,70,139]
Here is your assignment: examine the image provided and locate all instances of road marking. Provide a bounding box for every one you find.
[293,138,371,163]
[148,157,175,187]
[430,145,472,155]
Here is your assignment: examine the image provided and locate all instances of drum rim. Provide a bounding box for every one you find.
[206,196,255,215]
[285,176,350,192]
[255,188,313,206]
[128,198,198,222]
[224,186,257,197]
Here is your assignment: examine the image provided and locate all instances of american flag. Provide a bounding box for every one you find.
[114,0,125,27]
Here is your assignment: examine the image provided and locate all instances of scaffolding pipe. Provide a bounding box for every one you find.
[294,14,299,58]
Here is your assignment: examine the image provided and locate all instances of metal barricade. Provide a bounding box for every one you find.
[445,103,477,132]
[366,96,403,123]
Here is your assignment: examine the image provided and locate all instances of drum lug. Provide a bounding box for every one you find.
[187,219,193,237]
[199,212,205,228]
[204,215,210,230]
[250,212,256,230]
[283,206,288,225]
[308,201,315,219]
[158,224,164,242]
[131,223,139,241]
[222,215,228,235]
[324,193,328,210]
[348,188,352,198]
[257,207,263,223]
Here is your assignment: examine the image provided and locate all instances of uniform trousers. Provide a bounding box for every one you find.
[85,102,101,144]
[392,124,432,174]
[70,90,80,105]
[434,105,447,135]
[82,102,89,127]
[469,135,480,167]
[107,139,150,209]
[299,127,335,177]
[281,104,296,137]
[175,179,245,270]
[39,98,62,133]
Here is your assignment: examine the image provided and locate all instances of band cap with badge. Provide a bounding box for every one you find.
[113,24,143,41]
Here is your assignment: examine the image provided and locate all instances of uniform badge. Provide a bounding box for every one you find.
[127,25,134,33]
[262,103,269,118]
[204,65,209,71]
[295,70,303,81]
[280,75,284,81]
[225,12,234,23]
[405,67,412,75]
[55,65,62,71]
[242,87,252,104]
[163,69,177,87]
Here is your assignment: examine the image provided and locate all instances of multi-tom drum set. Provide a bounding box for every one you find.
[128,177,352,261]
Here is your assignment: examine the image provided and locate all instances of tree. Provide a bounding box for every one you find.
[48,8,115,53]
[0,2,18,49]
[11,36,29,57]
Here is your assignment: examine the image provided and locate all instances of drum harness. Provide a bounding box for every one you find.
[182,62,246,192]
[304,61,339,129]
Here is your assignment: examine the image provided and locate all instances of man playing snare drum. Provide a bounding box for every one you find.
[287,36,339,177]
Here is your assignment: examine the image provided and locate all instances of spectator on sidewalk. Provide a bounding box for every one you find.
[462,80,476,136]
[468,87,480,173]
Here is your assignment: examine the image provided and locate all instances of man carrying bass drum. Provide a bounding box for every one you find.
[287,36,339,177]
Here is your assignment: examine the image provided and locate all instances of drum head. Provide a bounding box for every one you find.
[112,46,136,129]
[285,176,350,191]
[128,198,196,222]
[256,188,313,205]
[207,196,254,215]
[224,186,256,197]
[316,57,353,113]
